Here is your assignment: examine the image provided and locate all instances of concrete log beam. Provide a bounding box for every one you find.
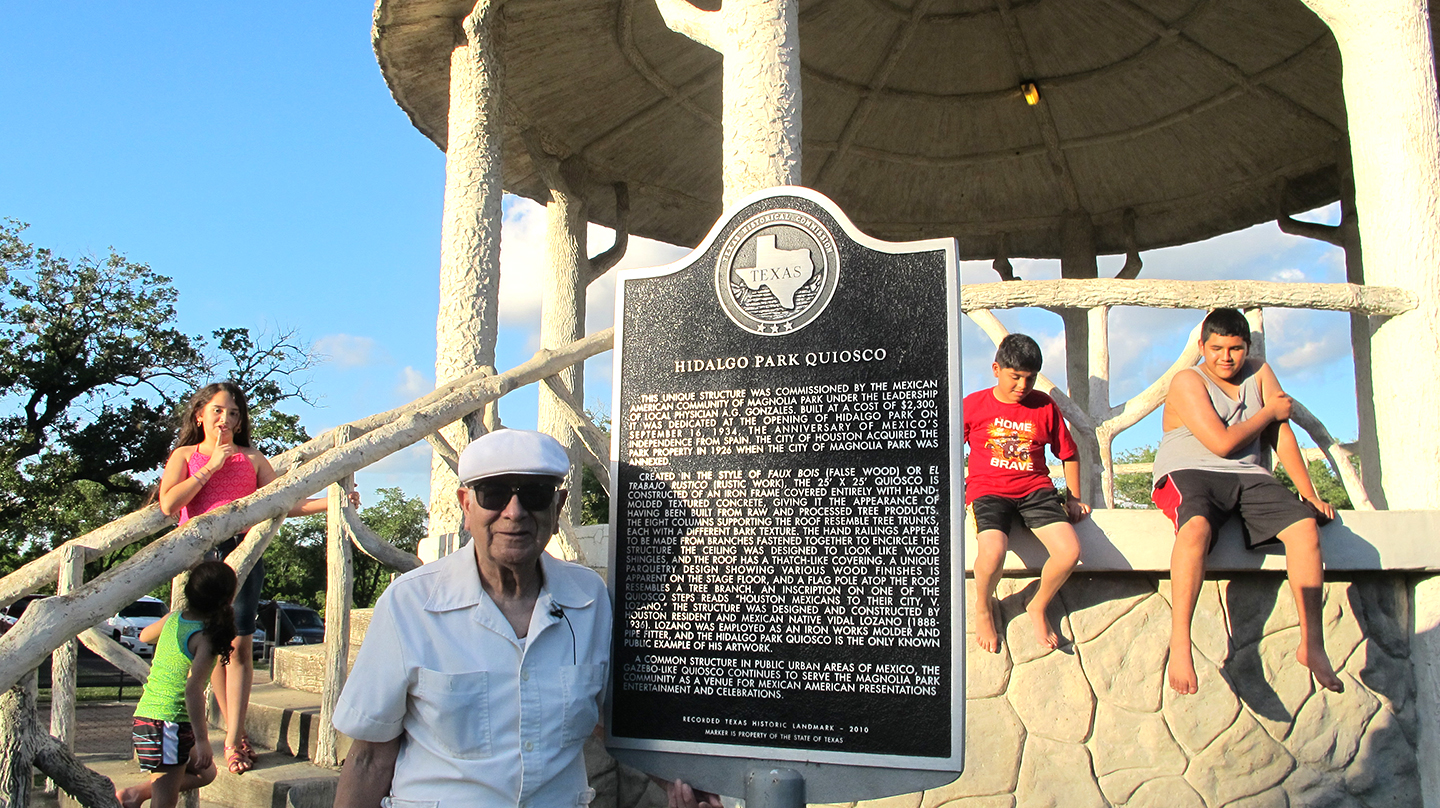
[962,279,1415,314]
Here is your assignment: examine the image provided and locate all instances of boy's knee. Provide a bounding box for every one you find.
[975,530,1009,555]
[1174,518,1211,550]
[1278,520,1320,550]
[1052,537,1081,567]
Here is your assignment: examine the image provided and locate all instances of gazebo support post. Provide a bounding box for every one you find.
[1087,305,1111,508]
[431,0,505,535]
[525,130,631,528]
[1300,1,1440,803]
[1336,149,1382,504]
[1299,0,1440,510]
[1060,211,1100,505]
[532,149,590,527]
[655,0,802,206]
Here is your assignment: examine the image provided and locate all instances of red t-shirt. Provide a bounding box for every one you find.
[963,389,1078,503]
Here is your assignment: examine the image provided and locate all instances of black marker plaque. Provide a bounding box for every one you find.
[606,187,962,774]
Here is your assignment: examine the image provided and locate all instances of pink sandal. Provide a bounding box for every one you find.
[225,745,252,775]
[237,736,258,763]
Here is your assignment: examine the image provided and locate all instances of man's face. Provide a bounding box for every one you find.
[1199,333,1249,381]
[458,473,568,572]
[992,363,1037,404]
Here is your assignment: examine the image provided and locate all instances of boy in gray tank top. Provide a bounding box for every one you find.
[1153,308,1342,696]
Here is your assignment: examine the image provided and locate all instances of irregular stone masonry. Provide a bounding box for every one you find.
[584,573,1419,808]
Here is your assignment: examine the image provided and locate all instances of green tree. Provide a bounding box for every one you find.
[1273,457,1353,510]
[1110,444,1353,510]
[262,488,426,611]
[353,488,426,607]
[0,220,204,555]
[0,221,319,569]
[208,326,318,455]
[264,516,325,609]
[1113,445,1158,508]
[580,407,611,525]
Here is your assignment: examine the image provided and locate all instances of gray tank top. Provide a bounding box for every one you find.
[1151,363,1271,482]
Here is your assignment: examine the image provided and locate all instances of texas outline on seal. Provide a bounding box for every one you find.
[714,208,840,336]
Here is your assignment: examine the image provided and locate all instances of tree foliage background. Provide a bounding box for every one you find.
[1113,444,1353,509]
[0,220,319,575]
[263,488,427,610]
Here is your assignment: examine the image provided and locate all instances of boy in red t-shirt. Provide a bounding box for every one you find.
[964,334,1089,653]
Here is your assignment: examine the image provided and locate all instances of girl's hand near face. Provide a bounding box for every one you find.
[204,426,241,472]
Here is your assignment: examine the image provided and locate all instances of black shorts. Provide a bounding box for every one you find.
[971,488,1068,534]
[1153,470,1314,549]
[132,717,196,771]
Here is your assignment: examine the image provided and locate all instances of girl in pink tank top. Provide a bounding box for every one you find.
[157,381,356,775]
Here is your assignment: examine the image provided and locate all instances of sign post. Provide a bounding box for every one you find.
[607,187,963,802]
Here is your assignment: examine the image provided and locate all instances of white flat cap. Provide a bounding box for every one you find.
[457,429,570,485]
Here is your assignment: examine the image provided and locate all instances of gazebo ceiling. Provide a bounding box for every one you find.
[373,0,1352,259]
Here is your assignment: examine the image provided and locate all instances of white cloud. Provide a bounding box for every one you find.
[396,366,433,399]
[498,197,690,337]
[498,198,550,327]
[314,334,383,368]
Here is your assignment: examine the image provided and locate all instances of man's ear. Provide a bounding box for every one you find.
[550,489,570,534]
[455,486,470,510]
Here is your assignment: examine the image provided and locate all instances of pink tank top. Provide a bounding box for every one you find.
[178,449,258,525]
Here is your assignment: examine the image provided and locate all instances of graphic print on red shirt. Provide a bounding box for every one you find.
[963,388,1078,503]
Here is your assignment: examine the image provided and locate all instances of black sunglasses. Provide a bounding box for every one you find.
[468,482,559,512]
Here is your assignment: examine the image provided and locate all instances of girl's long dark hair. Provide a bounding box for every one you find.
[174,382,252,449]
[185,561,238,666]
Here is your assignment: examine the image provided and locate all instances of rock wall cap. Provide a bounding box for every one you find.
[458,429,570,484]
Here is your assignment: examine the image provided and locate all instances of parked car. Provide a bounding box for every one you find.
[257,600,325,646]
[103,596,168,656]
[0,594,49,633]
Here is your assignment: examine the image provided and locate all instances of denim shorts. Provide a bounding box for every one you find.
[207,535,265,637]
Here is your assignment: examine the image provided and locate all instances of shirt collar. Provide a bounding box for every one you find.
[422,540,597,613]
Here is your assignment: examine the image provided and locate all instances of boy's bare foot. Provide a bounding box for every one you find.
[1025,600,1059,650]
[1296,645,1345,693]
[975,598,1001,653]
[1167,641,1199,695]
[116,785,146,808]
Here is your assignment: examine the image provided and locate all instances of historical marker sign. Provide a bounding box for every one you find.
[606,187,963,777]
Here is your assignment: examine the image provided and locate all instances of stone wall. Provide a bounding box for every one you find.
[588,572,1421,808]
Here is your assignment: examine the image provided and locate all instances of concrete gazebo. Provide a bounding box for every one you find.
[374,0,1440,805]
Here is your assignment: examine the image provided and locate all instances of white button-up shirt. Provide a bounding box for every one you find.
[333,543,612,808]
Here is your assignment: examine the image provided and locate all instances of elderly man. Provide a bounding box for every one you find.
[333,429,610,808]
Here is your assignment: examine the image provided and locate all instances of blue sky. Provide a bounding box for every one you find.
[2,3,1356,506]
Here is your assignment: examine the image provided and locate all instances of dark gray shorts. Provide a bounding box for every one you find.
[1154,469,1315,549]
[971,488,1068,534]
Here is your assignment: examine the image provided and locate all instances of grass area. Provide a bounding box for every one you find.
[38,686,140,704]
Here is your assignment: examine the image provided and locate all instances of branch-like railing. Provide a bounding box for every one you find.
[0,330,616,805]
[964,279,1411,509]
[0,278,1415,805]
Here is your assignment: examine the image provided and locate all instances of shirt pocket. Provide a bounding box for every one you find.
[560,664,605,744]
[413,668,492,759]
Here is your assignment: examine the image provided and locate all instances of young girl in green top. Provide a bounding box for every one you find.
[116,561,237,808]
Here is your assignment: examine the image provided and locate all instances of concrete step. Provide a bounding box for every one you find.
[199,738,339,808]
[32,755,223,808]
[270,609,370,694]
[216,681,352,764]
[272,645,359,694]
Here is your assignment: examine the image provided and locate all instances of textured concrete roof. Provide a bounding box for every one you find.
[374,0,1353,259]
